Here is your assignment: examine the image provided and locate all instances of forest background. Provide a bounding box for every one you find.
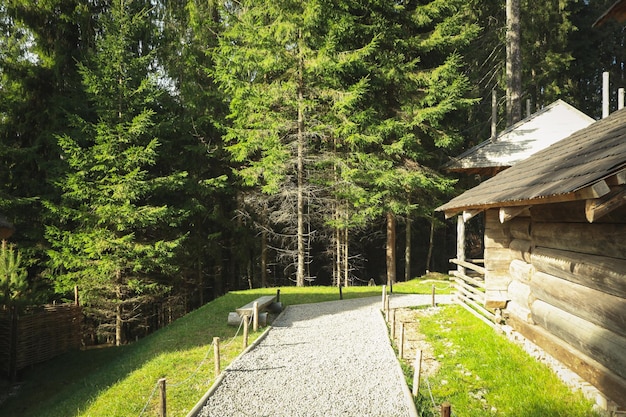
[0,0,623,346]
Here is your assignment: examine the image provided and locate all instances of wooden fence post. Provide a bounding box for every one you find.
[381,285,387,310]
[399,322,405,359]
[253,301,259,332]
[213,337,221,376]
[385,292,390,321]
[391,309,396,340]
[158,378,167,417]
[243,314,249,349]
[412,349,422,396]
[432,284,436,307]
[441,401,451,417]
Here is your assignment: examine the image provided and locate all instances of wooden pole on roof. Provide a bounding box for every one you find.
[603,71,610,118]
[491,89,497,141]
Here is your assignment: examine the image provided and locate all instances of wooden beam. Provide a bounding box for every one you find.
[463,209,482,222]
[532,299,626,381]
[531,270,626,339]
[530,247,626,298]
[456,215,465,275]
[507,315,626,408]
[444,209,461,219]
[441,180,611,218]
[605,169,626,186]
[573,180,610,199]
[451,269,486,288]
[532,222,626,260]
[585,186,626,223]
[449,258,486,276]
[499,206,530,223]
[455,293,496,328]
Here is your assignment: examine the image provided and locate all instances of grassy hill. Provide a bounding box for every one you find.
[1,283,416,417]
[0,278,597,417]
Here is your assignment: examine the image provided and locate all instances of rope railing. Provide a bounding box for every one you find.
[138,380,161,417]
[136,308,254,417]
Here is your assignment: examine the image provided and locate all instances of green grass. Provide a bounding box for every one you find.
[409,305,600,417]
[4,276,591,417]
[1,282,410,417]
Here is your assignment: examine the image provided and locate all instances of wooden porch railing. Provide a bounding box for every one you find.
[449,258,496,327]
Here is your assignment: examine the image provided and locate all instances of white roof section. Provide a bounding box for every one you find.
[444,100,595,173]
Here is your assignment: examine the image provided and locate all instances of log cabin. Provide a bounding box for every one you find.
[444,99,594,177]
[438,107,626,410]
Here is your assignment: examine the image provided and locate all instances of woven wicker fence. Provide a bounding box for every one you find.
[0,303,82,378]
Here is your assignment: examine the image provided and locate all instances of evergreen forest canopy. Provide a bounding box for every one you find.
[0,0,622,345]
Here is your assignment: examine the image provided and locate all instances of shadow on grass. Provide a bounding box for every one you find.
[0,285,391,417]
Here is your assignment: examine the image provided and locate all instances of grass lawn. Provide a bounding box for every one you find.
[0,276,596,417]
[406,305,600,417]
[2,281,434,417]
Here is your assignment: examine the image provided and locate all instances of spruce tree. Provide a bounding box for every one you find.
[330,0,479,285]
[45,0,183,345]
[214,0,377,286]
[0,0,97,282]
[0,241,28,307]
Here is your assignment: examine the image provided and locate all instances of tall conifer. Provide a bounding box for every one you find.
[46,0,183,345]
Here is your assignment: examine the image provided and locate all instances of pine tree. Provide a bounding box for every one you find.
[330,0,479,286]
[45,0,184,345]
[0,241,28,307]
[214,0,378,286]
[0,0,98,282]
[156,0,235,299]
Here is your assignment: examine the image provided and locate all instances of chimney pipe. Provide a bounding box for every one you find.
[526,99,531,118]
[603,71,610,118]
[619,88,624,110]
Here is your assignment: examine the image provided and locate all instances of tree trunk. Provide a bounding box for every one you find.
[261,229,268,287]
[334,209,340,287]
[296,30,305,287]
[404,217,412,282]
[343,224,349,287]
[506,0,522,126]
[115,282,124,346]
[197,253,204,306]
[426,214,435,272]
[386,211,396,286]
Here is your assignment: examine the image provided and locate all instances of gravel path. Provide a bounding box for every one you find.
[195,294,451,417]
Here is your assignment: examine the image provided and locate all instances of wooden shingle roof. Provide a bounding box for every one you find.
[438,107,626,219]
[594,0,626,27]
[444,100,594,175]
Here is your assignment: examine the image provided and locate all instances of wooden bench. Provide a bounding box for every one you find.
[235,295,276,317]
[227,295,281,327]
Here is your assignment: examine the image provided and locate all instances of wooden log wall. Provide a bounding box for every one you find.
[500,202,626,408]
[484,209,513,308]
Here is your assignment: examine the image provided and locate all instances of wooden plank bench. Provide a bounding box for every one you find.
[227,295,281,327]
[235,295,276,316]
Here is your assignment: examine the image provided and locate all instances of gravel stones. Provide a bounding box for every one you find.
[196,296,418,417]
